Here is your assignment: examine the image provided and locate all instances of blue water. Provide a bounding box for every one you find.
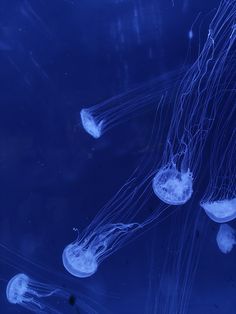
[0,0,235,313]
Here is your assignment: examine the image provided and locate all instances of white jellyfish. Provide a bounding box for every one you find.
[5,272,99,314]
[63,223,140,278]
[6,273,60,313]
[200,108,236,222]
[152,164,193,205]
[216,224,236,254]
[80,108,104,139]
[198,13,236,221]
[154,0,236,202]
[79,68,182,139]
[201,198,236,223]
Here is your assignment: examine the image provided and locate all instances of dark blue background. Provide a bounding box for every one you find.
[0,0,235,313]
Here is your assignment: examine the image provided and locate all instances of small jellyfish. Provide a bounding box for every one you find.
[200,198,236,223]
[63,223,140,278]
[157,0,236,196]
[6,273,60,313]
[79,68,182,139]
[7,273,29,305]
[188,29,193,40]
[200,118,236,222]
[152,165,193,205]
[216,224,236,254]
[6,272,97,313]
[80,109,104,139]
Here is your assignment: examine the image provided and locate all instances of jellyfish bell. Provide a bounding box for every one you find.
[152,166,193,205]
[200,198,236,223]
[6,273,29,305]
[62,243,98,278]
[216,223,236,254]
[80,108,104,139]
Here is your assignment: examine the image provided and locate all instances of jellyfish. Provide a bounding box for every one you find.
[80,108,103,139]
[152,0,236,204]
[200,98,236,221]
[79,68,183,138]
[6,273,61,313]
[63,223,140,278]
[188,29,193,40]
[216,224,236,254]
[5,272,98,313]
[201,198,236,223]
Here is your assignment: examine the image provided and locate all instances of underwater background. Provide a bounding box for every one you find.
[0,0,235,313]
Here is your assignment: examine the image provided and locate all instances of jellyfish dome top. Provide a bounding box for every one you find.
[216,223,236,254]
[152,165,193,205]
[200,198,236,223]
[80,108,103,139]
[62,243,98,278]
[6,273,29,305]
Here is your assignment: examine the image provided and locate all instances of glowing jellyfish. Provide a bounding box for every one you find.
[80,109,103,139]
[201,198,236,223]
[152,165,193,205]
[155,0,236,199]
[5,272,98,313]
[216,224,236,254]
[63,223,140,278]
[200,100,236,221]
[79,69,182,138]
[188,29,193,40]
[6,273,61,313]
[7,273,29,305]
